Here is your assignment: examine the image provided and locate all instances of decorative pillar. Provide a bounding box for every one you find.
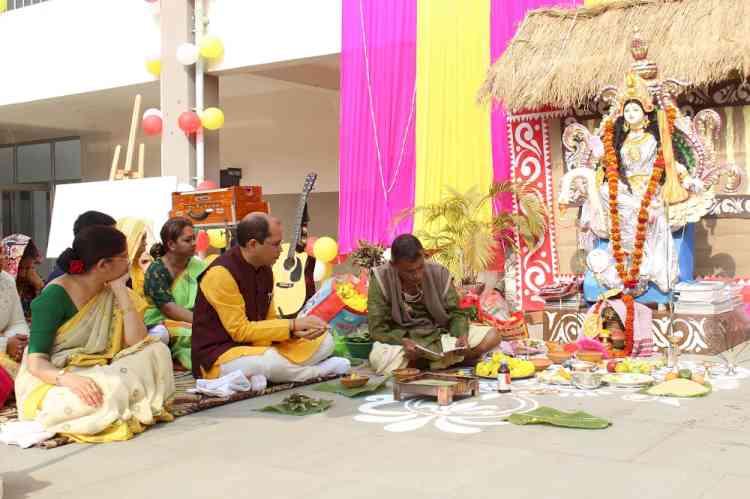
[508,108,564,310]
[203,74,221,184]
[160,0,195,184]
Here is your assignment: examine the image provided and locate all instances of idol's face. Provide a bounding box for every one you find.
[623,102,645,127]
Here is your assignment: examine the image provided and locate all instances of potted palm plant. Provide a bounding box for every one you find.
[398,181,547,288]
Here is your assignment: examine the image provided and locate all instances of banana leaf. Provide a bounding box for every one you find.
[505,407,611,429]
[314,376,389,398]
[256,393,333,416]
[641,380,712,398]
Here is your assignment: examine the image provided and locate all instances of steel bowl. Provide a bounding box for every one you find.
[572,371,604,390]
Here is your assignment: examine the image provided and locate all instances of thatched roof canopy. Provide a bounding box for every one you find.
[479,0,750,113]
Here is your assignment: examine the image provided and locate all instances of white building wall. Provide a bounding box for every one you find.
[0,0,342,106]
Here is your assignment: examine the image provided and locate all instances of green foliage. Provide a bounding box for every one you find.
[397,181,547,284]
[506,407,611,429]
[673,132,696,174]
[350,240,385,269]
[314,377,390,397]
[256,393,333,416]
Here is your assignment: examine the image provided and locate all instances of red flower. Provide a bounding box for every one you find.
[69,259,85,274]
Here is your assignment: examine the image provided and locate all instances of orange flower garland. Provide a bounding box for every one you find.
[602,105,677,289]
[622,294,635,356]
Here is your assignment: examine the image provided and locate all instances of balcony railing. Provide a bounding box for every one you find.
[5,0,50,11]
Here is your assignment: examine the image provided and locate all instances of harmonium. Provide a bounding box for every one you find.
[170,186,269,227]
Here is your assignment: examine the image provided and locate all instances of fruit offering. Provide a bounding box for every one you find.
[610,357,664,375]
[475,352,535,379]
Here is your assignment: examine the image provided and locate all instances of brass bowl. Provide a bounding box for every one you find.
[531,358,554,372]
[393,368,420,382]
[547,351,572,364]
[576,350,603,363]
[340,376,369,389]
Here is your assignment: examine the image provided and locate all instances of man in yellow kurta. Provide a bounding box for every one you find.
[191,213,349,390]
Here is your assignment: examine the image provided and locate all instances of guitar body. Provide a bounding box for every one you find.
[272,243,309,318]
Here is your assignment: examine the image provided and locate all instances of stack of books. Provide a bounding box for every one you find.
[673,281,736,315]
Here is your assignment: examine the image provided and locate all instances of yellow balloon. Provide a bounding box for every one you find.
[313,237,338,263]
[207,229,227,249]
[199,36,224,60]
[145,59,161,77]
[200,107,225,130]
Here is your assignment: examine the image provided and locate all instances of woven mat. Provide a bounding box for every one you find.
[0,370,342,449]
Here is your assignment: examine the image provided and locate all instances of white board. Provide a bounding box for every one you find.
[47,176,182,258]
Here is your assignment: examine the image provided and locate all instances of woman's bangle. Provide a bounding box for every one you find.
[290,319,295,332]
[55,369,66,386]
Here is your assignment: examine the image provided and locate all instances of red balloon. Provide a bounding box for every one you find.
[195,230,210,253]
[197,180,219,190]
[305,236,318,258]
[178,111,202,134]
[142,115,162,136]
[145,0,158,3]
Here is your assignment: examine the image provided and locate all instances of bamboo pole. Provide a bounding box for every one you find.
[109,145,122,181]
[124,94,142,173]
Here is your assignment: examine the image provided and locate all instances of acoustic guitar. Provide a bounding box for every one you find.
[272,173,318,318]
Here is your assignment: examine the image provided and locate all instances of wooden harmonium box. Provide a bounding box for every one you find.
[170,186,268,227]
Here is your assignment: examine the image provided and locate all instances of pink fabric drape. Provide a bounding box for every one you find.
[490,0,582,213]
[338,0,417,253]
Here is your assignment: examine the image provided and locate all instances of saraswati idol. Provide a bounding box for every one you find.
[558,30,735,303]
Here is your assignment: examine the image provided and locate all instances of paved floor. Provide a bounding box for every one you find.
[2,352,750,499]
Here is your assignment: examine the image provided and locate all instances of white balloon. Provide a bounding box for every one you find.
[176,43,199,66]
[143,108,162,120]
[313,260,332,282]
[383,248,392,262]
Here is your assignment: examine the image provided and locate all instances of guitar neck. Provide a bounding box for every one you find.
[286,194,310,258]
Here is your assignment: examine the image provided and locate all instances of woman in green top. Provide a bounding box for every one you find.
[15,225,174,442]
[143,217,207,369]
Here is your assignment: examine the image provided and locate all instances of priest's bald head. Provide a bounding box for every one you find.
[237,212,283,267]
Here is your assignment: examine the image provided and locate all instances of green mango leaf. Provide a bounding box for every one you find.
[505,406,611,429]
[314,377,389,398]
[256,393,334,416]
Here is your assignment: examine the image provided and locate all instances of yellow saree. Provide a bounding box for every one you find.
[116,217,152,300]
[14,288,175,443]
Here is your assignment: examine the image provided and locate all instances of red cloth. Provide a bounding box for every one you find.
[0,366,13,408]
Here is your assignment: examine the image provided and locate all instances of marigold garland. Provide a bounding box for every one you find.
[602,105,677,288]
[622,295,635,356]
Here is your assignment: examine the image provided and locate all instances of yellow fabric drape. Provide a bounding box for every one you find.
[584,0,618,6]
[414,0,493,233]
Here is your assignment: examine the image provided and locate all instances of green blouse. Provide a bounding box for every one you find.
[143,258,176,309]
[28,284,78,355]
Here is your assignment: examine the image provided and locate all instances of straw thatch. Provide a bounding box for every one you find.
[479,0,750,113]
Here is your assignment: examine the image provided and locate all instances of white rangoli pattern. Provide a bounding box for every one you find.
[353,363,750,434]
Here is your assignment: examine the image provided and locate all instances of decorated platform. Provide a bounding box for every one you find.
[542,305,750,355]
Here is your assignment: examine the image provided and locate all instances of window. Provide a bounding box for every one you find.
[5,0,50,11]
[54,139,82,181]
[0,137,81,276]
[0,147,12,185]
[16,143,52,183]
